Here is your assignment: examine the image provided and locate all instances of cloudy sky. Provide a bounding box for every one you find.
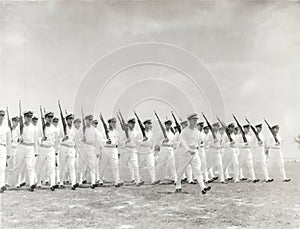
[0,1,300,159]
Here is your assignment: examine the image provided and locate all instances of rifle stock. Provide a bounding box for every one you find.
[154,111,167,139]
[134,111,146,138]
[58,101,67,136]
[202,113,216,139]
[40,105,46,139]
[99,113,110,140]
[245,117,261,142]
[118,110,129,139]
[216,116,233,142]
[264,118,279,144]
[232,114,247,143]
[6,107,12,133]
[81,108,86,137]
[171,111,181,134]
[19,101,24,136]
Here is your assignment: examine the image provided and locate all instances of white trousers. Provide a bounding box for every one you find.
[238,148,256,180]
[156,147,177,181]
[99,148,120,185]
[175,152,206,190]
[268,149,287,180]
[59,146,76,186]
[252,147,270,180]
[119,149,140,184]
[199,149,209,182]
[6,147,17,186]
[13,144,35,187]
[0,146,7,188]
[223,148,239,182]
[78,147,97,185]
[36,146,56,187]
[206,149,225,182]
[138,152,156,183]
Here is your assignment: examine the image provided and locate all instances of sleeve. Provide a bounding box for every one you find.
[6,128,12,156]
[180,131,192,152]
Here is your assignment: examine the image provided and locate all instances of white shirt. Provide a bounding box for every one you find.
[180,127,203,153]
[121,129,142,152]
[22,123,38,144]
[139,129,154,153]
[157,130,175,148]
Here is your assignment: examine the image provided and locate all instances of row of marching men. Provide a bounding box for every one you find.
[0,109,291,194]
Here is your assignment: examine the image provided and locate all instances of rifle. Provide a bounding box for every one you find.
[40,105,46,139]
[216,116,233,142]
[202,113,216,139]
[154,111,167,140]
[19,101,24,136]
[58,101,67,136]
[232,114,247,143]
[245,117,261,142]
[81,108,86,137]
[171,111,181,134]
[134,111,146,138]
[99,113,110,140]
[118,110,129,139]
[6,106,12,134]
[264,118,279,144]
[117,113,124,131]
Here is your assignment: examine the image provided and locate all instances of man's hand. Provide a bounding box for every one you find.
[17,136,23,143]
[188,150,196,155]
[258,140,263,146]
[125,139,131,144]
[143,137,148,142]
[82,136,87,142]
[162,138,169,143]
[106,140,111,144]
[230,141,235,147]
[6,155,10,160]
[62,136,68,142]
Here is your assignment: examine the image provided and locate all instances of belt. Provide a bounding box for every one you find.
[40,144,53,148]
[83,142,94,146]
[161,144,173,148]
[104,145,118,148]
[189,146,199,150]
[0,143,6,146]
[20,142,34,146]
[61,144,75,148]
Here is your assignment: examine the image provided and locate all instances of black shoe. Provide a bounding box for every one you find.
[59,185,65,189]
[240,178,247,181]
[207,179,214,183]
[45,181,49,185]
[50,186,55,191]
[266,179,274,183]
[138,181,144,186]
[37,185,42,189]
[201,189,206,195]
[71,185,76,190]
[29,185,35,192]
[283,179,291,182]
[90,184,96,189]
[82,180,87,184]
[115,183,124,188]
[213,176,218,181]
[20,182,26,187]
[221,181,227,184]
[253,179,260,183]
[98,183,104,186]
[131,180,135,184]
[175,188,182,193]
[188,181,197,185]
[74,183,79,188]
[53,184,59,189]
[1,186,6,193]
[227,177,233,181]
[151,180,160,185]
[204,186,211,192]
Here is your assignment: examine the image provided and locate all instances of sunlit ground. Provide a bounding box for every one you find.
[1,162,299,229]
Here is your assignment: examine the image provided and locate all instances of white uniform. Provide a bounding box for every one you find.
[13,123,38,187]
[59,125,77,186]
[175,127,206,191]
[222,133,239,182]
[252,133,270,180]
[156,130,177,181]
[266,135,288,180]
[206,131,225,182]
[138,130,156,183]
[0,123,11,188]
[119,129,142,185]
[36,124,59,187]
[78,125,100,186]
[74,127,83,184]
[199,131,209,182]
[6,127,18,186]
[237,133,257,181]
[99,128,120,185]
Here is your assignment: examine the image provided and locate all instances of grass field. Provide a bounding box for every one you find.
[1,162,300,229]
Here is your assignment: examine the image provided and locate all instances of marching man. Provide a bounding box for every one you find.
[175,113,211,194]
[0,109,11,193]
[266,124,291,182]
[156,119,177,183]
[119,118,143,186]
[13,110,38,192]
[251,123,273,182]
[99,117,122,187]
[35,112,59,191]
[138,119,159,185]
[59,113,78,190]
[79,114,101,189]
